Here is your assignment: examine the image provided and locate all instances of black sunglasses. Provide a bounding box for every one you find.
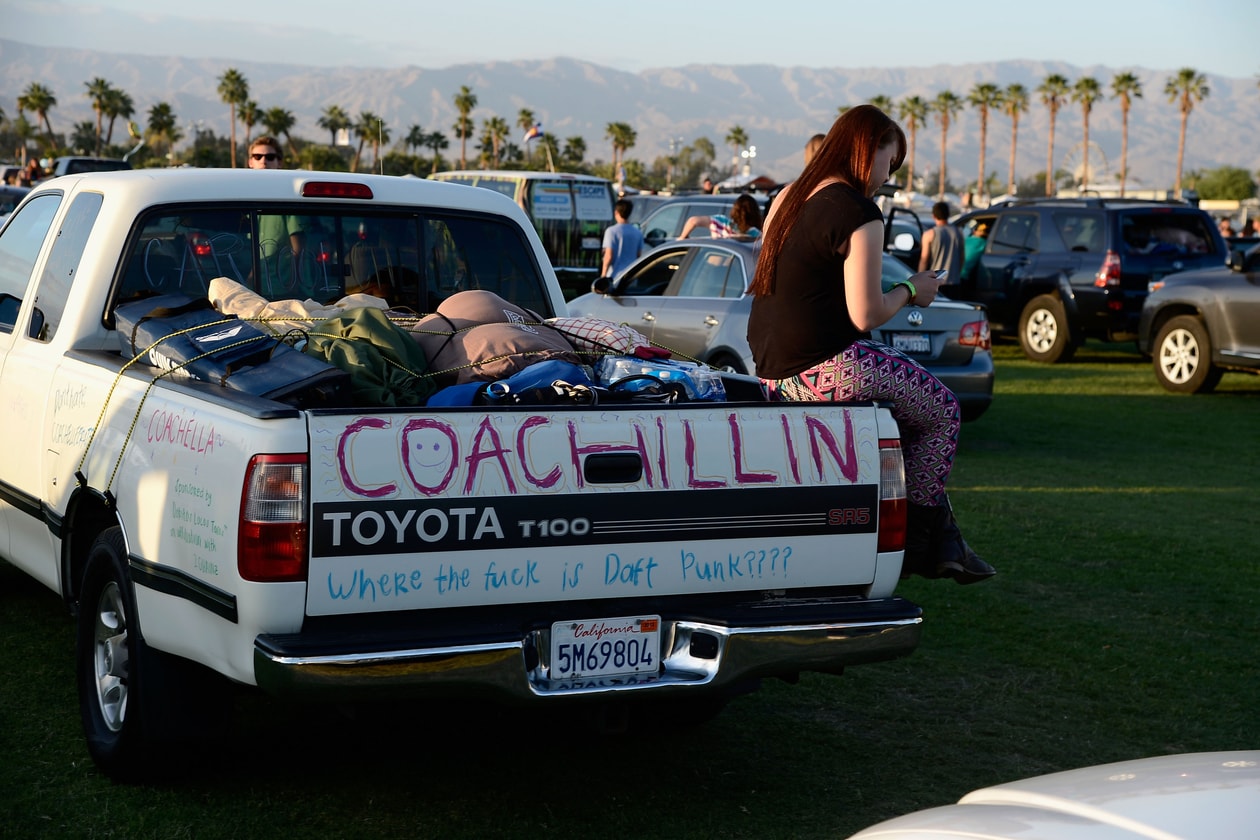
[251,152,278,161]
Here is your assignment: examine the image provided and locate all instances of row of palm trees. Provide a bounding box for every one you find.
[10,66,1214,195]
[865,67,1209,200]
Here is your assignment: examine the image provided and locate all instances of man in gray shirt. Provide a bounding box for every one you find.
[918,200,964,283]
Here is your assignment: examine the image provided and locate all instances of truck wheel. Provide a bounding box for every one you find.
[1153,315,1223,393]
[1019,294,1076,363]
[76,527,227,781]
[77,527,154,779]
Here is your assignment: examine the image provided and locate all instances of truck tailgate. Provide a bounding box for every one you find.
[306,402,886,616]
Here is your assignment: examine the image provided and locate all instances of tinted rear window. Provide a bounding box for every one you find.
[1119,211,1216,257]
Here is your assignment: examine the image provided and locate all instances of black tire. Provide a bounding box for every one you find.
[1019,294,1077,363]
[1153,314,1223,394]
[77,527,154,780]
[706,353,747,375]
[76,527,227,781]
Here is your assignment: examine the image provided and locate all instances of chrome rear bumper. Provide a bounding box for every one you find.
[254,599,921,702]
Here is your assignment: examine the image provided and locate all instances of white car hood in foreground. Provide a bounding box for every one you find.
[847,751,1260,840]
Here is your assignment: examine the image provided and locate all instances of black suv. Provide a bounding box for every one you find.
[951,198,1226,362]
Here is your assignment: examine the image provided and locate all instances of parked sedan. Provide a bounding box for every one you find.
[1137,241,1260,392]
[569,238,994,420]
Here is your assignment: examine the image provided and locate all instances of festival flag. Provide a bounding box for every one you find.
[522,123,543,144]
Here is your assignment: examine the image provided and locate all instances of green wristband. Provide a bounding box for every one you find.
[894,279,917,305]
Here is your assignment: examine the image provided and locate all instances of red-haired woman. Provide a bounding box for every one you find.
[747,104,994,585]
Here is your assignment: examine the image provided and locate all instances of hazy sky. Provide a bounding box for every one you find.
[22,0,1260,79]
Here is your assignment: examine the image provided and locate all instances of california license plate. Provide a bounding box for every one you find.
[892,332,931,354]
[550,615,660,680]
[582,236,601,250]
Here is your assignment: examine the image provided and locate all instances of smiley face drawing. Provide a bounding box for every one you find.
[403,422,457,494]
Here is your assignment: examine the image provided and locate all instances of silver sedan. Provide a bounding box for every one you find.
[569,238,994,420]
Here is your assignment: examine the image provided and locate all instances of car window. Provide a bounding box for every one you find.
[0,192,62,335]
[641,205,687,242]
[676,247,740,298]
[111,206,550,318]
[1052,211,1104,252]
[1120,212,1215,256]
[31,191,103,342]
[989,213,1040,254]
[619,248,685,296]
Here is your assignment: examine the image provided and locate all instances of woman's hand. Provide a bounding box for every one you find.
[906,270,944,306]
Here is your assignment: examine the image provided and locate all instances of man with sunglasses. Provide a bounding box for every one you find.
[248,136,313,298]
[247,136,284,169]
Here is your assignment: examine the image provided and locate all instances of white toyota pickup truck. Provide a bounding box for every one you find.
[0,169,921,780]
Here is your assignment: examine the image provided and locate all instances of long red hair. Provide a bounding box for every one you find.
[750,105,906,296]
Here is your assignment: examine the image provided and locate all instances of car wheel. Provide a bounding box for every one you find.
[1019,294,1077,363]
[1153,315,1223,394]
[706,352,747,375]
[76,527,226,781]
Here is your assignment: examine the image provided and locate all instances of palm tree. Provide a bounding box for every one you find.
[1110,72,1143,197]
[452,85,478,169]
[898,95,929,193]
[562,136,587,167]
[18,82,57,140]
[425,131,449,174]
[1070,77,1103,191]
[238,99,259,152]
[216,68,249,168]
[1001,84,1029,195]
[352,112,388,172]
[517,108,536,165]
[69,121,96,154]
[405,124,426,155]
[262,107,297,157]
[868,94,895,114]
[317,105,352,147]
[84,77,112,156]
[725,125,749,176]
[1037,73,1071,195]
[968,82,1002,203]
[931,90,963,198]
[483,116,510,167]
[102,88,134,147]
[1164,67,1209,196]
[605,122,636,179]
[146,101,180,162]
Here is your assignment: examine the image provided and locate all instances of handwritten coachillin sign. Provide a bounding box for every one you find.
[317,407,871,501]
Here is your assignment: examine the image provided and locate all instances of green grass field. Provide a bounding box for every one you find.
[3,341,1257,839]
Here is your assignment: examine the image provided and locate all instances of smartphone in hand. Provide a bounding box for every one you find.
[933,269,948,281]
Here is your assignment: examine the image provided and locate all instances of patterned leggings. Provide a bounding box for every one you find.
[767,339,960,506]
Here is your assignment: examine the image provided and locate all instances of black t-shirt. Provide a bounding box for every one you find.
[748,182,884,380]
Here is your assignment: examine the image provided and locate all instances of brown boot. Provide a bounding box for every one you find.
[936,497,996,585]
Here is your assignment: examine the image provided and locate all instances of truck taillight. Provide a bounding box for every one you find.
[239,454,308,582]
[878,440,907,553]
[1094,249,1122,289]
[958,319,991,350]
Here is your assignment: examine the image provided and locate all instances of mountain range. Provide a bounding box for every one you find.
[3,39,1258,191]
